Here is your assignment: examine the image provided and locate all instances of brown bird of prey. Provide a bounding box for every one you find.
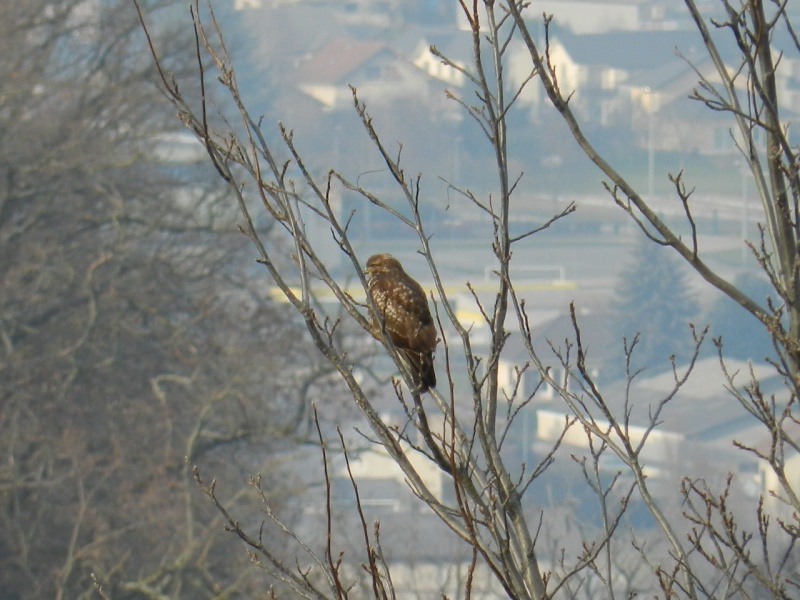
[365,253,438,392]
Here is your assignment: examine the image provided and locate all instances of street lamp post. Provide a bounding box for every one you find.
[741,159,749,267]
[645,86,655,201]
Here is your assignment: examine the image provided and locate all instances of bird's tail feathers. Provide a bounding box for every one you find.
[400,349,436,393]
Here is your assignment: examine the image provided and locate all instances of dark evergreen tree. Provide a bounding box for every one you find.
[605,233,699,380]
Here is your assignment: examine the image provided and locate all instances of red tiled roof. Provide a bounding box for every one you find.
[297,37,387,84]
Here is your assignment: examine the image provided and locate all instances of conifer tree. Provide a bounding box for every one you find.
[605,233,699,380]
[706,272,775,362]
